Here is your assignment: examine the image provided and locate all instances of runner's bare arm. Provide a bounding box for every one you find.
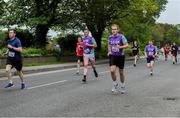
[107,44,111,56]
[8,44,22,52]
[116,43,128,49]
[85,43,97,48]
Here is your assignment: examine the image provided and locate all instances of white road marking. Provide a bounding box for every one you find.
[0,68,78,81]
[28,80,67,90]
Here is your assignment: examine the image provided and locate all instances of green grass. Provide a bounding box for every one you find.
[24,61,64,67]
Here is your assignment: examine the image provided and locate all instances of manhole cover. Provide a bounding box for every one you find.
[163,97,176,101]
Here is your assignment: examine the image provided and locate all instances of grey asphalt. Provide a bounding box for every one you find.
[0,55,180,117]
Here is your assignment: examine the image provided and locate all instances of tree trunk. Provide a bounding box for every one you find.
[92,31,103,51]
[35,24,49,47]
[91,31,103,58]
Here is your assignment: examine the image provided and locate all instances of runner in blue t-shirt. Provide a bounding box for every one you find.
[4,29,26,90]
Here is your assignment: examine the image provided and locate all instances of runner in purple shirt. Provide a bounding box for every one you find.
[108,24,128,93]
[144,40,158,76]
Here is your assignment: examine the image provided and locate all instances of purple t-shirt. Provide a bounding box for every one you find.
[145,45,157,57]
[82,36,96,54]
[108,34,127,56]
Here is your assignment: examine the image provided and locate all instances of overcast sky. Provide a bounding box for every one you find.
[157,0,180,24]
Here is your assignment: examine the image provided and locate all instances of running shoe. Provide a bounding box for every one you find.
[21,83,26,90]
[4,83,14,88]
[94,70,98,77]
[150,71,153,76]
[82,76,86,83]
[112,82,118,93]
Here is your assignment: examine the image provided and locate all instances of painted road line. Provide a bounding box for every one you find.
[28,80,67,90]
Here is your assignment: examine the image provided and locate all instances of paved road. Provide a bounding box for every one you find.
[0,56,180,117]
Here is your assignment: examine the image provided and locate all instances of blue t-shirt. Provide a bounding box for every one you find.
[7,38,22,61]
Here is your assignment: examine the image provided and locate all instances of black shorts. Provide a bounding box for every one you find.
[147,56,155,63]
[77,56,84,62]
[109,55,125,69]
[6,58,23,71]
[132,50,138,56]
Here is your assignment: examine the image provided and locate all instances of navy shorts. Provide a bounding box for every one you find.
[6,58,23,71]
[147,56,155,63]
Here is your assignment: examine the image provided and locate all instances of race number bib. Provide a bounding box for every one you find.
[148,52,154,56]
[84,48,90,54]
[8,51,15,57]
[172,48,175,51]
[112,46,119,52]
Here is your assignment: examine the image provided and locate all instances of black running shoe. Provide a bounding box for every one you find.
[82,76,86,83]
[150,72,153,76]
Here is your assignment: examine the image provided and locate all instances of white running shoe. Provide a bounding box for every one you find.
[119,83,126,94]
[112,82,118,93]
[150,71,153,76]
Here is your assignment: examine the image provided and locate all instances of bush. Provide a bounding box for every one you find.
[124,47,132,57]
[0,48,60,57]
[16,29,34,48]
[0,30,8,48]
[101,38,108,57]
[55,34,80,56]
[0,29,34,48]
[22,48,44,57]
[0,48,7,57]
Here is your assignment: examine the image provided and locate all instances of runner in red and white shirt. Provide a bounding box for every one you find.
[163,44,169,61]
[76,36,84,74]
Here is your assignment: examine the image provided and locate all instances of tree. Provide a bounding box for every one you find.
[152,23,180,46]
[69,0,167,52]
[113,0,168,48]
[71,0,130,52]
[1,0,76,47]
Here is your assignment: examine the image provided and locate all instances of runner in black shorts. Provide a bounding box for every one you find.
[132,41,139,67]
[109,55,125,69]
[144,40,157,76]
[171,42,178,64]
[4,29,26,90]
[108,24,128,93]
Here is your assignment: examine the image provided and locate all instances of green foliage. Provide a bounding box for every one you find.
[16,29,34,47]
[124,47,132,57]
[0,0,168,50]
[55,34,80,56]
[22,48,44,57]
[0,48,7,57]
[0,29,34,48]
[152,23,180,46]
[113,0,167,49]
[0,48,60,57]
[101,38,108,57]
[0,30,8,48]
